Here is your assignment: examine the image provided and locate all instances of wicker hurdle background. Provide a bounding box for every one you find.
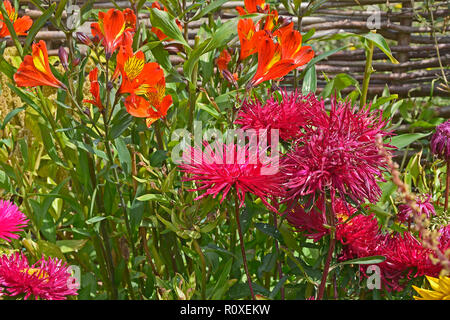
[19,0,450,121]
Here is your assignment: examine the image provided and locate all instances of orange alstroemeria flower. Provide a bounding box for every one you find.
[14,40,65,89]
[237,19,268,60]
[216,49,231,71]
[91,8,136,58]
[250,24,314,87]
[0,0,32,38]
[236,2,279,61]
[83,68,103,110]
[236,0,267,15]
[151,2,182,41]
[116,43,172,127]
[125,80,173,127]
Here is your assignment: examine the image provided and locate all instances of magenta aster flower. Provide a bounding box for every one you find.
[285,197,329,242]
[0,252,78,300]
[178,142,285,211]
[336,211,380,260]
[374,232,442,291]
[0,200,28,242]
[430,120,450,160]
[397,194,435,223]
[282,97,391,204]
[235,91,325,141]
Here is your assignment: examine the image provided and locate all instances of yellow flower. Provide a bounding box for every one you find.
[413,276,450,300]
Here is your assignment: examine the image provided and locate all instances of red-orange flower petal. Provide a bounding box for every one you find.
[216,49,231,71]
[83,68,103,110]
[91,8,136,58]
[0,0,32,38]
[151,2,182,41]
[14,40,65,89]
[250,28,314,87]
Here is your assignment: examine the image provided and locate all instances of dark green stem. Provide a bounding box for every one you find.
[234,194,255,300]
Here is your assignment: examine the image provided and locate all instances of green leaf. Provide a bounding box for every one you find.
[191,0,229,21]
[149,7,189,48]
[0,56,16,79]
[115,137,132,176]
[362,32,399,64]
[109,109,133,140]
[209,258,233,300]
[137,193,170,204]
[24,3,56,53]
[1,107,25,129]
[269,275,288,299]
[302,64,317,94]
[56,239,88,253]
[86,216,106,224]
[330,255,386,271]
[255,223,283,242]
[389,132,431,149]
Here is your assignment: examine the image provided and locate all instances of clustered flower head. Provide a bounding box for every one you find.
[0,252,78,300]
[397,194,435,224]
[282,97,391,205]
[285,197,330,242]
[178,141,285,212]
[285,192,450,291]
[235,91,324,141]
[430,120,450,160]
[0,200,28,242]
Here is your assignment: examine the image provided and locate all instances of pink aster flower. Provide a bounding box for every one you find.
[397,194,435,224]
[0,252,78,300]
[235,91,325,141]
[430,120,450,160]
[285,197,360,243]
[374,232,442,291]
[335,209,380,260]
[0,200,28,242]
[285,197,329,242]
[178,142,285,212]
[282,96,391,204]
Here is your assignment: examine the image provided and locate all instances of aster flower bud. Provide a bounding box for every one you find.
[58,47,69,71]
[430,120,450,160]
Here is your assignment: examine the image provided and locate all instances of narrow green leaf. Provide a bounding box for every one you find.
[191,0,229,21]
[389,132,431,149]
[24,4,56,53]
[149,7,189,48]
[302,64,317,94]
[362,32,399,64]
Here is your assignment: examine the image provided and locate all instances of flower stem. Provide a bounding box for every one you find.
[193,239,207,300]
[272,212,285,300]
[317,198,336,300]
[360,36,375,108]
[234,194,255,300]
[445,159,449,212]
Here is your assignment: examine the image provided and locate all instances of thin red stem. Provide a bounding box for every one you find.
[445,159,449,212]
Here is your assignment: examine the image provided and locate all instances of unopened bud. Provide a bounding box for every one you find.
[58,47,69,70]
[107,81,114,91]
[222,69,238,88]
[75,32,92,46]
[278,16,293,29]
[72,57,80,67]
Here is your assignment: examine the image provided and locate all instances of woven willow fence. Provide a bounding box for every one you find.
[20,0,450,120]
